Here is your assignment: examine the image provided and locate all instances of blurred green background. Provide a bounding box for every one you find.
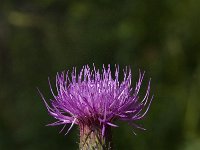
[0,0,200,150]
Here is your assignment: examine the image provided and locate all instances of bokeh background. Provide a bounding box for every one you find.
[0,0,200,150]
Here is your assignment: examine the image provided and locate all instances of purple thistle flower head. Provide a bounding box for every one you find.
[39,64,153,137]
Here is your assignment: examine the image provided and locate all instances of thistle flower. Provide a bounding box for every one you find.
[39,65,153,150]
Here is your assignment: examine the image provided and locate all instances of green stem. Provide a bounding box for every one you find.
[79,124,112,150]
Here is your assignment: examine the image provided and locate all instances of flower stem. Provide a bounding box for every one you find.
[79,124,112,150]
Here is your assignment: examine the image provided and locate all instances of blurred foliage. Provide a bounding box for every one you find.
[0,0,200,150]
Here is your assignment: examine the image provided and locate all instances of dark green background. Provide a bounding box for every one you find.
[0,0,200,150]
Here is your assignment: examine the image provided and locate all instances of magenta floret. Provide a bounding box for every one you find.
[39,64,153,136]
